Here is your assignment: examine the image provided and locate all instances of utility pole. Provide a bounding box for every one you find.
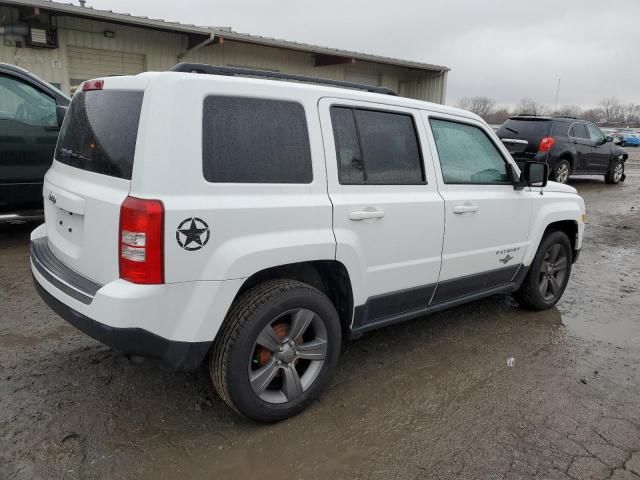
[554,78,561,110]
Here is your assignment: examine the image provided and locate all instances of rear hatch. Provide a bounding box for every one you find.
[43,85,144,285]
[496,117,551,161]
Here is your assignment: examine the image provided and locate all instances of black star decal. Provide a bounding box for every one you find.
[176,218,210,250]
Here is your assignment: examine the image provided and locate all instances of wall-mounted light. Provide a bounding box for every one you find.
[104,30,115,38]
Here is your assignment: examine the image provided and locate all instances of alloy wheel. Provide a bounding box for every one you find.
[538,244,568,301]
[249,308,328,404]
[613,163,624,183]
[556,164,569,184]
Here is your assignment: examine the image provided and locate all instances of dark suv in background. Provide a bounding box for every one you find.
[0,63,70,221]
[496,116,628,184]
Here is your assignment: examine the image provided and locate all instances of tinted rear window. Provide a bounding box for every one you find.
[569,123,588,139]
[496,119,551,140]
[55,91,143,180]
[202,96,312,183]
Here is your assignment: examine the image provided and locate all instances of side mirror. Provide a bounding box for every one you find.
[605,135,613,143]
[523,161,548,188]
[614,138,623,145]
[55,105,68,127]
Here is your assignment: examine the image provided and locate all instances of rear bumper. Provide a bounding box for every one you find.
[30,225,244,371]
[0,209,43,223]
[34,278,209,370]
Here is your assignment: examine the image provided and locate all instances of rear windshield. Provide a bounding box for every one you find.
[55,90,143,180]
[496,119,551,140]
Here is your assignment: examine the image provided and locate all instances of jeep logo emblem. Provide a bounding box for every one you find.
[48,192,57,204]
[499,254,514,264]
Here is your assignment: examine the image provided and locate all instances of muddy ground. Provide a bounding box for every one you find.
[1,153,640,480]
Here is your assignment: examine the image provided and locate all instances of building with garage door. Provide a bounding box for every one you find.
[0,0,449,100]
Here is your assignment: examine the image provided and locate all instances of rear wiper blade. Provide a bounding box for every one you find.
[59,148,91,162]
[505,127,518,134]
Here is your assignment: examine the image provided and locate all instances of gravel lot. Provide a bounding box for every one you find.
[1,151,639,480]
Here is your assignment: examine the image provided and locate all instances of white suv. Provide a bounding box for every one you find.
[31,64,585,422]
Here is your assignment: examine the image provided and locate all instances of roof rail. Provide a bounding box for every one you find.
[552,115,578,119]
[169,63,399,96]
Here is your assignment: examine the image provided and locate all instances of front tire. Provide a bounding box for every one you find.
[515,231,572,310]
[551,160,571,184]
[605,160,624,184]
[210,279,341,422]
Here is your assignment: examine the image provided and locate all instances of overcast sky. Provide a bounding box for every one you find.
[89,0,640,108]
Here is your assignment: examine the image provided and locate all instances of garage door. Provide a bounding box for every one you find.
[67,46,146,93]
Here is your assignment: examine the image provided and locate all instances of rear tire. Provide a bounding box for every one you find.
[551,160,571,184]
[605,160,624,184]
[210,279,341,422]
[515,231,572,311]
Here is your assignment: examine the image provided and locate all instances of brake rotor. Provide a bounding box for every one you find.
[256,323,289,366]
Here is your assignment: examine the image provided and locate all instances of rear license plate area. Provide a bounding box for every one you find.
[54,206,84,244]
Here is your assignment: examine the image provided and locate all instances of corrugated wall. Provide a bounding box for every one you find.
[399,73,447,104]
[0,5,446,102]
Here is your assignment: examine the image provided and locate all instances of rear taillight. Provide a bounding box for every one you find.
[119,196,164,284]
[82,79,104,91]
[538,136,556,153]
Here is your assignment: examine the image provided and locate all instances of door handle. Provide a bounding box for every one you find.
[453,204,479,214]
[349,208,385,221]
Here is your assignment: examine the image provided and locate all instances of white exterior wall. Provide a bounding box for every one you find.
[0,5,446,102]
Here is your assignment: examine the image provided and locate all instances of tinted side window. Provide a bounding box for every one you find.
[570,123,588,139]
[586,124,605,143]
[430,119,510,184]
[330,107,424,185]
[202,96,312,183]
[330,108,364,183]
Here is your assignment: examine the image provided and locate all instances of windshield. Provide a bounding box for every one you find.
[55,90,143,180]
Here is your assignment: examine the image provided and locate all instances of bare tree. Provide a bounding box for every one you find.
[553,105,582,118]
[599,97,625,123]
[623,103,640,124]
[457,96,496,118]
[582,108,604,124]
[484,108,511,125]
[517,97,548,116]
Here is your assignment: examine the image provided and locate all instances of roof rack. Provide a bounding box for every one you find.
[552,115,578,120]
[169,63,398,96]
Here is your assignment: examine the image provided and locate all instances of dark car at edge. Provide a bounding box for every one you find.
[496,115,628,185]
[0,63,70,221]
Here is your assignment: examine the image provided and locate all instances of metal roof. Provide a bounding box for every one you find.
[0,0,450,73]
